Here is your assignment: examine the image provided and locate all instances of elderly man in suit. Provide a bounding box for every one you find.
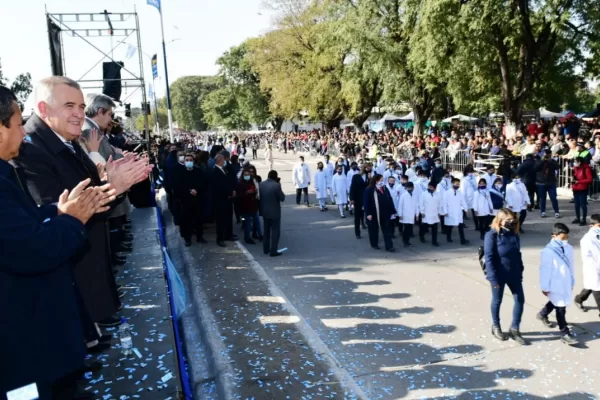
[0,85,114,399]
[15,76,150,330]
[259,170,285,257]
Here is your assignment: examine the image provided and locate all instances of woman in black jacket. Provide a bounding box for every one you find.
[363,174,396,252]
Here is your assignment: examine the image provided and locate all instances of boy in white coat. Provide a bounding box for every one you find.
[441,177,470,245]
[387,175,403,238]
[505,173,530,232]
[331,165,348,218]
[398,182,419,247]
[574,214,600,314]
[292,155,311,206]
[460,166,478,230]
[537,223,578,345]
[314,162,329,211]
[323,154,335,204]
[419,181,442,247]
[472,178,494,240]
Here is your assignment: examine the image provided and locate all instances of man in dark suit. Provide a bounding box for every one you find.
[349,163,372,238]
[212,153,238,247]
[259,170,285,257]
[0,86,113,399]
[15,76,150,329]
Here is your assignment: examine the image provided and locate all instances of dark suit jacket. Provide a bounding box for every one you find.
[349,173,369,206]
[212,165,235,207]
[259,178,285,219]
[0,159,87,395]
[15,114,120,321]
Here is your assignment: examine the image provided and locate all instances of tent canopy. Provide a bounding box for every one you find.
[539,107,563,119]
[398,111,414,121]
[442,114,479,123]
[379,113,405,122]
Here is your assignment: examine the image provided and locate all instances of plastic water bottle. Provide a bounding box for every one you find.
[119,318,133,355]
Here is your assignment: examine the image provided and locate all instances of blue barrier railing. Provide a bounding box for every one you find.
[151,184,193,400]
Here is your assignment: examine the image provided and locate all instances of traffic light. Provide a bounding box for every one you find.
[124,103,131,117]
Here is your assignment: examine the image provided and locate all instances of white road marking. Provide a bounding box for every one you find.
[235,241,370,400]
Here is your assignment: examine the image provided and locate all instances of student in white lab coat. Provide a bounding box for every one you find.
[419,181,442,247]
[460,165,478,230]
[483,165,497,190]
[323,154,335,204]
[314,162,329,211]
[441,177,470,245]
[375,155,386,176]
[537,223,578,345]
[505,174,530,232]
[383,160,398,182]
[292,155,311,206]
[398,182,419,247]
[331,165,349,218]
[437,171,452,233]
[472,178,494,240]
[574,215,600,314]
[386,175,403,238]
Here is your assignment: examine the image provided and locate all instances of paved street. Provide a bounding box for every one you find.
[173,149,600,400]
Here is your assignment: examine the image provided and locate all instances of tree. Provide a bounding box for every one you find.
[202,86,252,130]
[0,59,33,111]
[134,104,169,132]
[170,76,218,131]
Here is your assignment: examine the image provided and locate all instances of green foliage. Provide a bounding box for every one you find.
[134,104,169,132]
[202,87,252,130]
[0,59,32,111]
[170,76,218,131]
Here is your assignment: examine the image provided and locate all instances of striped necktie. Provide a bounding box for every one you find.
[64,141,76,154]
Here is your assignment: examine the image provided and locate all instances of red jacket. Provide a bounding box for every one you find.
[572,164,593,191]
[237,179,259,214]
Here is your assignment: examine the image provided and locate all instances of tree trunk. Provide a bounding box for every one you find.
[351,114,369,132]
[324,117,342,130]
[412,111,426,137]
[271,116,284,131]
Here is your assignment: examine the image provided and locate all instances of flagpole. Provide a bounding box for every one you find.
[158,3,174,142]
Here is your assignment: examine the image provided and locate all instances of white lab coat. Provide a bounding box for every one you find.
[436,177,451,194]
[314,170,328,200]
[386,183,403,213]
[292,163,311,189]
[539,240,575,307]
[331,173,348,204]
[483,173,497,190]
[383,169,398,182]
[406,168,418,183]
[472,189,494,216]
[419,190,442,224]
[580,229,600,291]
[460,174,477,209]
[323,161,334,184]
[346,168,358,192]
[441,189,467,226]
[505,180,530,213]
[398,191,419,224]
[415,177,429,196]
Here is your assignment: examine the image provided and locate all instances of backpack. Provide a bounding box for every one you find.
[478,246,486,274]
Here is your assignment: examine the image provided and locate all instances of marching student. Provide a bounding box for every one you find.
[383,160,398,182]
[398,182,419,247]
[323,154,335,204]
[505,173,530,232]
[419,181,442,247]
[441,177,470,245]
[484,164,497,190]
[314,162,329,211]
[292,155,311,206]
[436,170,452,193]
[537,223,578,345]
[386,174,403,237]
[460,165,478,230]
[473,178,494,240]
[574,214,600,314]
[489,177,505,215]
[331,165,348,218]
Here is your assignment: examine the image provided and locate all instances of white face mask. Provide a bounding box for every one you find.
[513,178,520,183]
[178,156,184,163]
[376,181,385,188]
[562,240,569,245]
[494,184,503,190]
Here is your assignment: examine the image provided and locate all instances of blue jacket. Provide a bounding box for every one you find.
[0,159,87,396]
[484,229,524,285]
[489,188,504,210]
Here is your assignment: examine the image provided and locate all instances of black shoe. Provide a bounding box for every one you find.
[270,252,283,257]
[123,233,134,241]
[217,241,227,247]
[509,328,528,345]
[87,342,111,354]
[572,218,581,224]
[356,235,361,239]
[256,235,264,241]
[461,240,470,246]
[447,237,453,243]
[245,239,256,245]
[361,224,367,229]
[264,249,269,255]
[420,237,427,243]
[97,317,121,327]
[491,325,506,341]
[561,333,579,345]
[184,240,192,247]
[386,248,396,253]
[574,299,586,312]
[432,242,440,247]
[536,313,556,328]
[580,220,587,227]
[228,235,239,241]
[197,237,207,244]
[371,246,380,250]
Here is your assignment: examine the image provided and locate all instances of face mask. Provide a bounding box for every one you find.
[223,161,228,167]
[396,169,402,174]
[243,175,251,181]
[488,171,494,175]
[592,227,600,237]
[407,189,413,194]
[559,239,568,246]
[337,171,342,175]
[453,185,460,190]
[389,182,395,187]
[178,156,184,163]
[513,178,520,183]
[185,161,193,169]
[435,163,441,168]
[479,185,487,189]
[503,221,515,230]
[376,181,385,188]
[352,166,358,170]
[401,182,407,187]
[574,162,581,167]
[495,184,503,190]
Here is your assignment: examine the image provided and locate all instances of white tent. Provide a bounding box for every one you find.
[378,113,406,122]
[398,111,414,121]
[539,107,563,119]
[442,114,479,123]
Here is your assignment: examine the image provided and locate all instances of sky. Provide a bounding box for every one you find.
[0,0,275,111]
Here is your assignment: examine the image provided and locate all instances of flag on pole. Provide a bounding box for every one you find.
[125,44,137,59]
[148,84,154,100]
[147,0,161,12]
[151,54,158,79]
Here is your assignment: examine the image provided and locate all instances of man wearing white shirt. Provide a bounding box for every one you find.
[292,155,311,206]
[505,174,530,232]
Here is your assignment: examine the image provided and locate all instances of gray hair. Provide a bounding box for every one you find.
[33,76,81,115]
[85,93,116,118]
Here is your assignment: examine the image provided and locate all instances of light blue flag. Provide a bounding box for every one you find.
[125,43,137,59]
[147,0,161,12]
[148,84,154,100]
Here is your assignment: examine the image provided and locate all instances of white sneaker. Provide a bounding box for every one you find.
[555,213,561,219]
[541,212,546,218]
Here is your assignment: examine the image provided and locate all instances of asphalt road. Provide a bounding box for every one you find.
[231,149,600,399]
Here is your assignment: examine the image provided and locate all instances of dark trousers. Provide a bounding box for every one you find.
[354,206,364,237]
[440,215,446,233]
[215,201,233,242]
[263,217,281,255]
[526,182,537,208]
[537,183,559,214]
[402,223,414,245]
[446,224,466,242]
[367,218,393,250]
[477,215,492,239]
[420,222,438,244]
[519,209,527,227]
[573,190,588,220]
[252,149,257,159]
[470,210,478,230]
[296,187,309,204]
[491,280,525,330]
[180,209,203,241]
[242,212,262,240]
[540,301,569,333]
[575,289,600,311]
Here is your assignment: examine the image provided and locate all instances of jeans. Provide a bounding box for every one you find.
[540,301,569,333]
[573,190,588,220]
[537,183,559,214]
[491,280,525,330]
[242,212,261,240]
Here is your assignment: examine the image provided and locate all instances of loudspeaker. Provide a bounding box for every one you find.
[47,17,64,76]
[102,61,124,101]
[124,103,131,117]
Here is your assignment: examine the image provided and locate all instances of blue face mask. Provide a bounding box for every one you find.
[223,161,228,167]
[185,161,194,169]
[243,175,251,181]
